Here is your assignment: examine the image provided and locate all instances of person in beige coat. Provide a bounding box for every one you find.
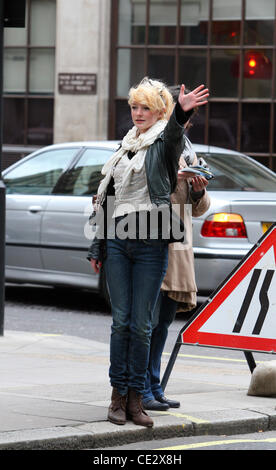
[143,135,211,411]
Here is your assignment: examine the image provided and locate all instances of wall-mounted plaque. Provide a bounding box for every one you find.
[58,73,97,95]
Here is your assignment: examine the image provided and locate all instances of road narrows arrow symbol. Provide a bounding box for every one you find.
[232,268,275,335]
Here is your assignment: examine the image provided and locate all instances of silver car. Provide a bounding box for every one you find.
[3,141,276,304]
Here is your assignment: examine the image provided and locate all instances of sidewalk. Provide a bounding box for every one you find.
[0,330,276,450]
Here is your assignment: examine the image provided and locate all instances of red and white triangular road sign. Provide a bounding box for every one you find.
[182,223,276,353]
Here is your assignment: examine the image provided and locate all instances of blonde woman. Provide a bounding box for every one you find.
[88,77,209,427]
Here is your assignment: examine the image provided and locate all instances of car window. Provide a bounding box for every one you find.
[56,147,114,196]
[198,153,276,192]
[4,148,79,195]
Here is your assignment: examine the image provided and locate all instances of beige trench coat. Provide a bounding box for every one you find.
[161,154,211,312]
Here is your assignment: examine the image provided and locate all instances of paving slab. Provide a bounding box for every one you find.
[1,330,276,449]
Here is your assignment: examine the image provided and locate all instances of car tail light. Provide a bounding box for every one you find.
[201,213,247,238]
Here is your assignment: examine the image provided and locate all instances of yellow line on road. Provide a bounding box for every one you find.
[163,352,263,364]
[156,437,276,450]
[151,410,208,424]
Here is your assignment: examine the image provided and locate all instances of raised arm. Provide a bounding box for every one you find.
[178,84,209,113]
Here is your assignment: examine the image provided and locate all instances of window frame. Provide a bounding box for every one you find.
[109,0,276,170]
[3,0,56,147]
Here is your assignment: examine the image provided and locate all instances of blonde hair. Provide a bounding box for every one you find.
[128,77,174,120]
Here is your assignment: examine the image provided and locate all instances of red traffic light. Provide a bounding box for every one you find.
[248,58,256,68]
[231,51,272,79]
[248,57,257,75]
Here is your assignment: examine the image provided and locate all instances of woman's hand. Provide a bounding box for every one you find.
[191,175,209,192]
[178,84,209,112]
[90,259,102,274]
[178,172,208,190]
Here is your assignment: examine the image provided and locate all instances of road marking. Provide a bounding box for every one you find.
[163,352,263,364]
[150,410,208,424]
[156,437,276,450]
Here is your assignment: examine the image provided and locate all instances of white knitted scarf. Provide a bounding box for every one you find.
[97,119,167,203]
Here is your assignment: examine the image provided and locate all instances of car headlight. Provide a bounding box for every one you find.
[201,213,247,238]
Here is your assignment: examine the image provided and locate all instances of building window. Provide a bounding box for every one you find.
[110,0,276,169]
[3,0,56,154]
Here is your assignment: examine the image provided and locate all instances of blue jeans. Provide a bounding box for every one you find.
[143,291,177,402]
[104,238,168,396]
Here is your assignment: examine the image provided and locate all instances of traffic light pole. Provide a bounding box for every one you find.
[0,0,5,336]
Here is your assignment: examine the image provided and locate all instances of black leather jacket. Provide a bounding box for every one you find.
[87,104,192,261]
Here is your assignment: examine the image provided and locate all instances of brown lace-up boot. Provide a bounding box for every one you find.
[107,388,127,425]
[127,389,154,427]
